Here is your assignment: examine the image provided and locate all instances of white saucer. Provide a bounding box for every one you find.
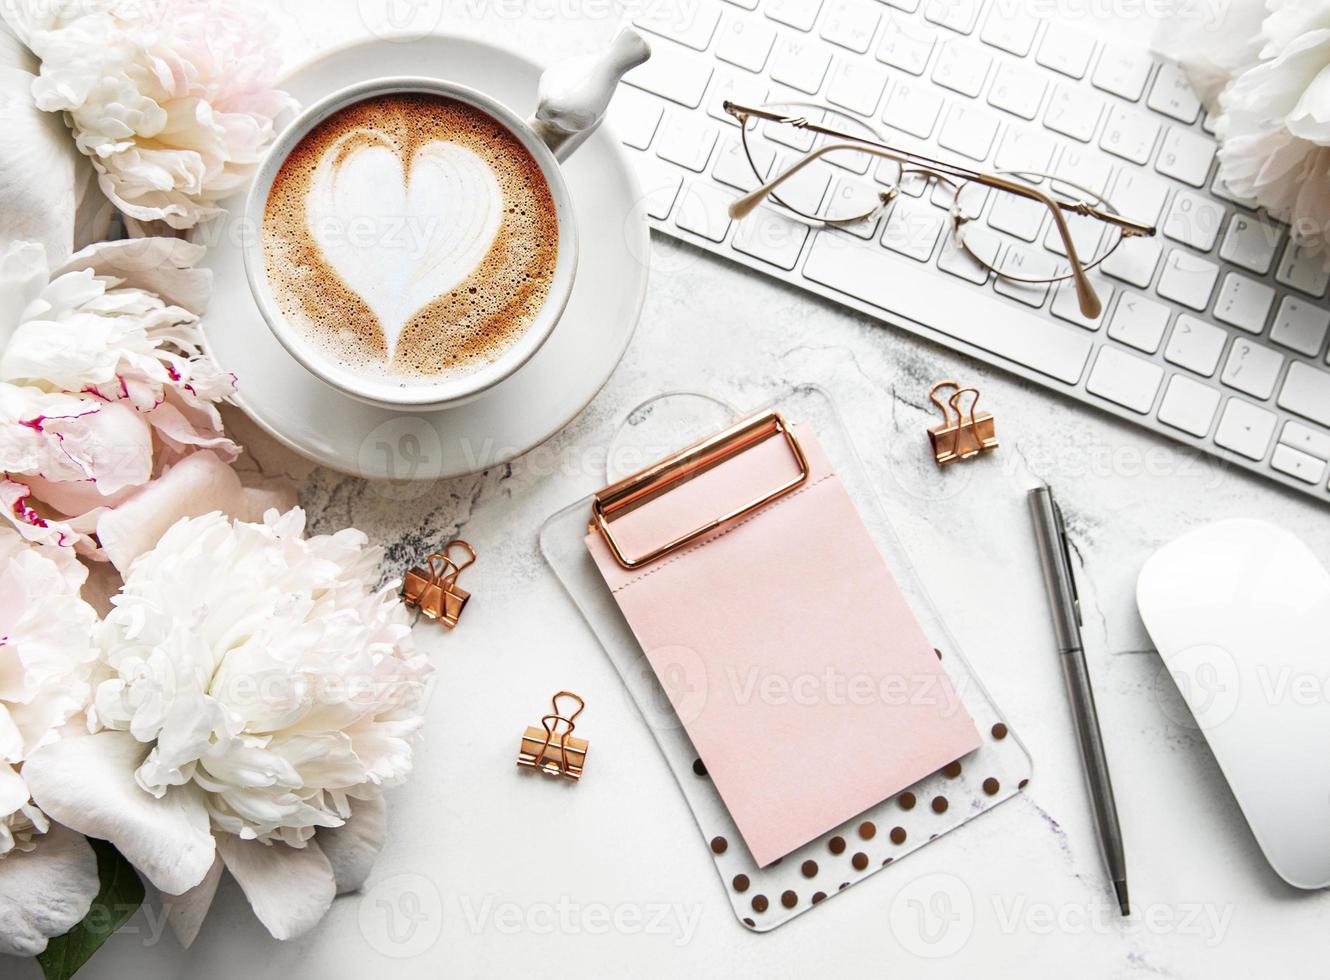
[197,34,648,480]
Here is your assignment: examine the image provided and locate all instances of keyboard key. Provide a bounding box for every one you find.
[1037,22,1096,78]
[713,135,773,190]
[715,16,777,72]
[1053,145,1113,197]
[937,235,989,283]
[610,86,663,150]
[772,155,833,212]
[1275,241,1330,298]
[656,113,719,172]
[1108,293,1170,352]
[923,0,980,34]
[1101,234,1162,287]
[1271,443,1327,485]
[1051,274,1111,330]
[1045,85,1103,142]
[635,0,721,50]
[1156,250,1219,310]
[993,245,1057,306]
[633,154,683,219]
[996,127,1057,175]
[802,233,1092,382]
[1212,273,1274,333]
[766,0,824,31]
[1147,62,1202,123]
[1091,44,1153,101]
[826,177,885,234]
[624,41,713,108]
[882,80,944,138]
[988,190,1045,241]
[826,60,889,116]
[1109,169,1169,226]
[1100,105,1159,164]
[979,6,1037,56]
[1086,346,1163,413]
[1221,338,1283,399]
[1278,361,1330,427]
[1211,172,1256,208]
[674,181,735,241]
[988,62,1047,120]
[1045,210,1104,260]
[1165,313,1226,375]
[1162,190,1224,251]
[932,40,991,97]
[820,0,881,53]
[938,103,998,160]
[723,0,760,9]
[1218,213,1281,275]
[1214,398,1277,460]
[1155,127,1216,187]
[880,199,944,260]
[876,14,937,74]
[709,73,769,126]
[733,206,811,269]
[1158,375,1220,436]
[769,37,833,94]
[1270,296,1330,357]
[1281,420,1330,461]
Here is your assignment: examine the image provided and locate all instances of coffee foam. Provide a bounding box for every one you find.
[262,93,559,385]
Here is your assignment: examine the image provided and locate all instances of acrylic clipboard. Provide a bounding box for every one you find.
[539,385,1032,932]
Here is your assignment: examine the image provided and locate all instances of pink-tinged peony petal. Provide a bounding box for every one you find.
[0,823,100,956]
[216,834,336,941]
[316,793,386,895]
[95,450,295,574]
[161,852,223,949]
[23,730,215,895]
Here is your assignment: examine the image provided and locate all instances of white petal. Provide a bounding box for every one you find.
[54,237,211,314]
[0,20,38,74]
[161,853,222,949]
[0,67,80,265]
[0,823,99,957]
[317,794,386,895]
[216,835,335,941]
[22,731,215,895]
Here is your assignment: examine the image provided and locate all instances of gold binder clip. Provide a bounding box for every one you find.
[928,380,998,466]
[401,540,475,628]
[517,691,588,782]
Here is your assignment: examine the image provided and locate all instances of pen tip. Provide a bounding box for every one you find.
[1114,879,1130,917]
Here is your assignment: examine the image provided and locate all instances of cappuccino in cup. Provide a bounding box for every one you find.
[260,93,559,386]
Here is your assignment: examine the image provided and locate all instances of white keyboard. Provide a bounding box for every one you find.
[607,0,1330,502]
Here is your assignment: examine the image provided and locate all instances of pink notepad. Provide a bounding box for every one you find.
[585,422,981,867]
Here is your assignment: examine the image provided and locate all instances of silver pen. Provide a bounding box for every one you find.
[1028,485,1130,917]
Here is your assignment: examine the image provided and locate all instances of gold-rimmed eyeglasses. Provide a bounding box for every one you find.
[722,100,1159,319]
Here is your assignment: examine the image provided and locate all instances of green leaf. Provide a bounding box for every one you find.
[36,838,145,980]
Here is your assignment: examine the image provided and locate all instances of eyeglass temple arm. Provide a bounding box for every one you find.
[729,142,886,220]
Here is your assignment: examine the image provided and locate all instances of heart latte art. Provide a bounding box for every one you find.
[262,94,559,384]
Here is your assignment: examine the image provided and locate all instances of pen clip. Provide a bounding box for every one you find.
[1052,500,1082,627]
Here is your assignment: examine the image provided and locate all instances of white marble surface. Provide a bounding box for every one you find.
[69,3,1330,978]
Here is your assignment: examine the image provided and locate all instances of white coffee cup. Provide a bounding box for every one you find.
[242,29,649,411]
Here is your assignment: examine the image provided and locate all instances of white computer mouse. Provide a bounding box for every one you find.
[1137,518,1330,889]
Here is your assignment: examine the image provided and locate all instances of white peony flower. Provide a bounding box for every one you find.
[0,527,100,957]
[1156,0,1330,258]
[0,236,238,551]
[3,0,295,230]
[24,507,432,942]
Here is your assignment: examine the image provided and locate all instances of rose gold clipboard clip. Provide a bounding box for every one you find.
[517,691,588,782]
[590,411,810,570]
[401,541,476,628]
